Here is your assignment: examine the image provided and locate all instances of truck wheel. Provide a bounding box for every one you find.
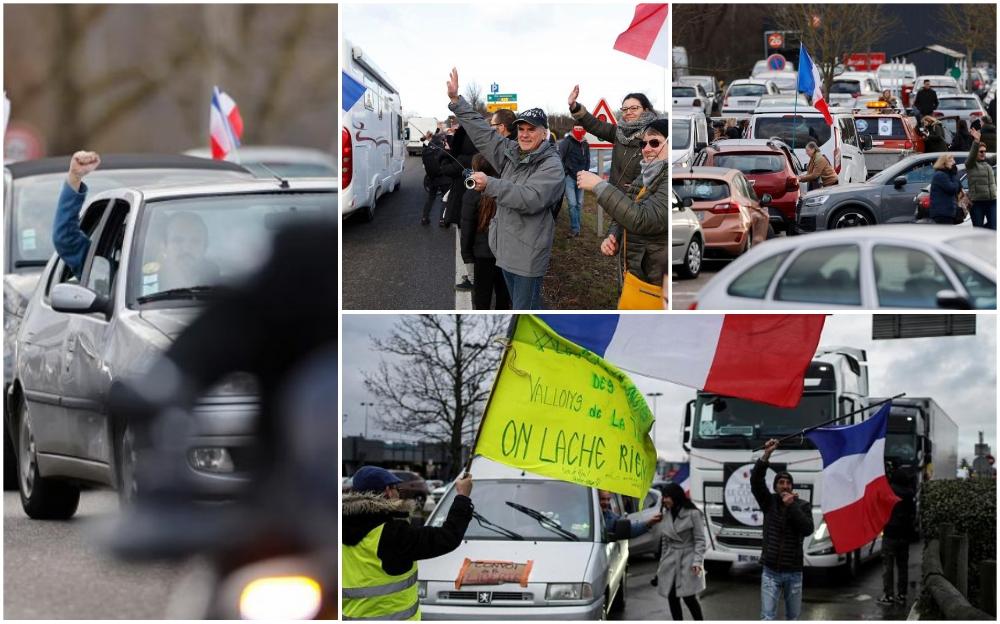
[17,398,80,519]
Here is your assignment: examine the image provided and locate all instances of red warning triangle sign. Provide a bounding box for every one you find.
[585,98,618,149]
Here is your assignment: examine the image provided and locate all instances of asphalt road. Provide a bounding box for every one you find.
[342,156,458,310]
[4,491,183,619]
[672,258,732,310]
[621,541,922,620]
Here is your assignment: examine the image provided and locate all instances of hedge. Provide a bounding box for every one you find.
[917,478,996,614]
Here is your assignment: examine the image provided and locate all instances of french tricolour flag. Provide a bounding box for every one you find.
[805,403,900,554]
[210,86,244,161]
[536,315,825,408]
[797,44,833,126]
[613,4,668,68]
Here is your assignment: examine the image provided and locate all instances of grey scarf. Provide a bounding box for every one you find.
[640,158,667,188]
[615,110,658,145]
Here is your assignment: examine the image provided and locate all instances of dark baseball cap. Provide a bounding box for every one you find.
[513,108,548,129]
[352,466,402,494]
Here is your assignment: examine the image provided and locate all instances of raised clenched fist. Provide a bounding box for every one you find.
[68,151,101,191]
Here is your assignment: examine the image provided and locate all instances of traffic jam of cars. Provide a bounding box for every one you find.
[671,21,997,311]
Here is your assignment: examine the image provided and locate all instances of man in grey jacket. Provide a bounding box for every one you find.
[447,68,564,309]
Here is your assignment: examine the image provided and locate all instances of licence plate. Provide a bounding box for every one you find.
[738,554,760,563]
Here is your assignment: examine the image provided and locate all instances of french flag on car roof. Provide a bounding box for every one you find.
[797,44,833,126]
[805,402,900,554]
[536,315,826,408]
[210,86,244,161]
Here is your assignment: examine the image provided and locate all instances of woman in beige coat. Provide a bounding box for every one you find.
[655,483,706,620]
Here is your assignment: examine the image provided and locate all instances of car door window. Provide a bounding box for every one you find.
[873,245,951,308]
[840,119,859,148]
[727,251,791,298]
[83,200,130,300]
[942,255,997,309]
[775,245,861,305]
[903,161,936,184]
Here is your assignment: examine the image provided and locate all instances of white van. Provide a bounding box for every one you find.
[406,116,439,156]
[671,113,710,169]
[342,38,405,222]
[828,72,881,109]
[417,456,649,620]
[748,107,871,184]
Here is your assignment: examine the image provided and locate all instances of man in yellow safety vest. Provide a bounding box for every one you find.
[342,466,473,620]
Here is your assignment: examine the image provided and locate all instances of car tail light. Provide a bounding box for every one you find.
[933,112,944,118]
[693,99,702,107]
[341,126,352,190]
[919,195,930,210]
[851,92,860,98]
[710,201,740,214]
[785,176,798,191]
[687,302,698,310]
[723,97,729,108]
[971,111,984,117]
[903,140,913,150]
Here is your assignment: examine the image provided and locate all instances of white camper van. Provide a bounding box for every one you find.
[406,116,439,155]
[342,38,405,222]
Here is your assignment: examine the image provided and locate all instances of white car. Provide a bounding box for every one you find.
[933,94,987,125]
[672,190,704,280]
[678,75,721,113]
[673,82,712,117]
[913,75,963,97]
[671,113,710,169]
[722,79,779,118]
[754,70,798,94]
[690,226,996,310]
[828,72,881,109]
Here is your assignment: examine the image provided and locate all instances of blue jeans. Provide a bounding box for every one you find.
[563,175,584,233]
[501,269,543,310]
[761,566,803,620]
[970,199,996,230]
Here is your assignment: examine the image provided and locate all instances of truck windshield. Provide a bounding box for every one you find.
[692,392,836,449]
[429,480,593,541]
[887,411,919,463]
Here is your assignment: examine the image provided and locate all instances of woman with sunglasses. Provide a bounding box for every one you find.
[568,87,658,258]
[576,119,668,309]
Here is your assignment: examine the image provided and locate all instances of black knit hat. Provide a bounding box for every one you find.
[773,470,794,490]
[644,118,670,138]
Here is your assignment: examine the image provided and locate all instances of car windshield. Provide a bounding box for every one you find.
[753,115,832,146]
[938,98,980,110]
[729,84,767,97]
[673,178,730,202]
[673,87,697,98]
[830,80,861,94]
[878,67,916,80]
[854,116,908,140]
[945,234,996,265]
[10,169,248,268]
[243,162,336,178]
[130,191,331,304]
[935,86,959,96]
[672,119,692,150]
[714,153,784,174]
[430,480,593,541]
[770,76,797,90]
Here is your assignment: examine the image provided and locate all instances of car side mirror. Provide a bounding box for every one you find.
[893,176,908,189]
[50,283,110,316]
[759,193,773,206]
[936,290,973,310]
[860,134,873,150]
[612,519,631,542]
[682,197,694,208]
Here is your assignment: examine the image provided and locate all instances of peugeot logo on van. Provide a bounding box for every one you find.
[477,592,492,604]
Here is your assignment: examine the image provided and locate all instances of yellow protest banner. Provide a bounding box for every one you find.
[474,315,657,499]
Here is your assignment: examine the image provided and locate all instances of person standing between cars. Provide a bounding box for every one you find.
[921,116,949,153]
[751,439,815,620]
[977,115,997,152]
[343,466,474,621]
[577,119,669,307]
[966,127,997,229]
[879,89,899,110]
[421,133,452,226]
[460,154,512,309]
[598,489,662,537]
[654,483,706,621]
[558,125,591,238]
[568,86,657,265]
[447,68,564,310]
[913,80,939,123]
[877,467,916,606]
[949,119,975,152]
[798,142,838,189]
[929,153,962,224]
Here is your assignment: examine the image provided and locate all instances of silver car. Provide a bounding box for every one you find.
[672,190,703,280]
[184,145,336,178]
[933,95,987,125]
[9,179,335,519]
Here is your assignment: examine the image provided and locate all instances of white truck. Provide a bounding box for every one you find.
[341,38,406,222]
[406,116,439,156]
[681,347,882,576]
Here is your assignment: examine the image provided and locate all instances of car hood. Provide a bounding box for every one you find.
[137,307,204,342]
[418,540,598,583]
[805,182,877,198]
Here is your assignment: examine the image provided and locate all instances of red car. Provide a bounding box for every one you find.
[694,138,804,234]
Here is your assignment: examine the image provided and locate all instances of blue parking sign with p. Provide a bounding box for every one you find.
[767,54,786,71]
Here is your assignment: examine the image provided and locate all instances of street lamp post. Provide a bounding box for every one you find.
[360,401,375,438]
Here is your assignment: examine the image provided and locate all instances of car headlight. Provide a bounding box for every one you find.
[417,581,427,599]
[803,194,830,206]
[546,583,593,601]
[813,521,829,542]
[189,447,236,473]
[238,575,322,620]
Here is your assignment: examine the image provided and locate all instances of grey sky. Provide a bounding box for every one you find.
[342,315,997,466]
[342,3,668,120]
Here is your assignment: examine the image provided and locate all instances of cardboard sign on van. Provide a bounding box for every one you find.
[455,559,534,589]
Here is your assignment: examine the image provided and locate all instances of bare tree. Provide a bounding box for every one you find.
[464,81,487,115]
[938,5,997,91]
[772,4,898,97]
[364,315,509,478]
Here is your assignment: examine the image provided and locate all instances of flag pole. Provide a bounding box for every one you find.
[793,48,799,153]
[463,314,520,475]
[752,392,906,452]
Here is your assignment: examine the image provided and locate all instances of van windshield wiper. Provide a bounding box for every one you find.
[136,285,220,304]
[505,501,580,541]
[471,510,524,541]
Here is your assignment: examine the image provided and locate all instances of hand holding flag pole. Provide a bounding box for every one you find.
[752,392,906,453]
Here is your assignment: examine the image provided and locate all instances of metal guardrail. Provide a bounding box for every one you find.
[921,524,995,619]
